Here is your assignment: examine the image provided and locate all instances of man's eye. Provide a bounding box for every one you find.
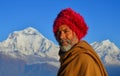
[56,31,62,36]
[64,30,69,33]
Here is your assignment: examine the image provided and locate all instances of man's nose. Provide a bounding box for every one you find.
[59,32,65,39]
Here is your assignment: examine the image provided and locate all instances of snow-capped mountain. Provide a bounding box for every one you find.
[0,27,60,76]
[0,27,59,60]
[0,27,120,76]
[91,39,120,65]
[0,27,120,65]
[91,40,120,76]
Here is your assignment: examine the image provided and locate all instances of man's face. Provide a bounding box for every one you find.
[56,25,79,52]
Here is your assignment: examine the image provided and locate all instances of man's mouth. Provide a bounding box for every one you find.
[61,41,68,46]
[59,40,71,46]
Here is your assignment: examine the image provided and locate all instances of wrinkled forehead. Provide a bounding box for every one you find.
[57,25,71,31]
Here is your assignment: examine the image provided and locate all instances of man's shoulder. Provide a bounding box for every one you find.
[71,40,98,58]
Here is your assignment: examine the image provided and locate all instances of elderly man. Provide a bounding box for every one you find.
[53,8,108,76]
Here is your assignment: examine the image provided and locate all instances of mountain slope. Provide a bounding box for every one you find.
[91,39,120,65]
[0,27,59,60]
[0,53,58,76]
[0,27,59,76]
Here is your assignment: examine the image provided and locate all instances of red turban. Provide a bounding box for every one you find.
[53,8,88,40]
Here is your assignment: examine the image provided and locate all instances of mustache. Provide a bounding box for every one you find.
[59,39,71,44]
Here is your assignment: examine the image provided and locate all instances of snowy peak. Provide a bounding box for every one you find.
[0,27,120,66]
[91,39,119,53]
[22,27,40,35]
[20,27,44,37]
[8,27,44,39]
[102,39,111,44]
[0,27,59,59]
[91,39,120,65]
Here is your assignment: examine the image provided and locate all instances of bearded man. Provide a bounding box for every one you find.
[53,8,108,76]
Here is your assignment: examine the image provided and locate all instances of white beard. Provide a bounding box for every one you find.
[60,44,72,52]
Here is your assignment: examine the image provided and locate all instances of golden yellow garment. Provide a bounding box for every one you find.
[58,40,108,76]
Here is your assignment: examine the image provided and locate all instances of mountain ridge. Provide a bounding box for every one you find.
[0,27,120,65]
[0,27,120,76]
[0,27,59,59]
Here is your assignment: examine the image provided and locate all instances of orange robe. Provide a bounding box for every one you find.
[58,40,108,76]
